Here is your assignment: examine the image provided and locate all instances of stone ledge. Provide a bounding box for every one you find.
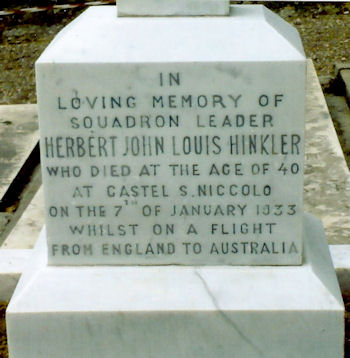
[304,60,350,244]
[0,249,32,301]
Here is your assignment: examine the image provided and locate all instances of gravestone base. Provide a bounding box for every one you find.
[6,213,344,358]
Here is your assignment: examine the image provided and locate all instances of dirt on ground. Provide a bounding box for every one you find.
[347,293,350,358]
[0,2,350,104]
[0,303,7,358]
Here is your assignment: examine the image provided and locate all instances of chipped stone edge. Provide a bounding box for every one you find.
[1,245,350,301]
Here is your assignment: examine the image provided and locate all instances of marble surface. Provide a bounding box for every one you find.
[37,6,304,63]
[36,5,305,265]
[6,213,344,358]
[304,60,350,244]
[117,0,230,16]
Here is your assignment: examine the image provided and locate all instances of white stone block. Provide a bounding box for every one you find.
[36,5,306,266]
[117,0,230,17]
[6,213,344,358]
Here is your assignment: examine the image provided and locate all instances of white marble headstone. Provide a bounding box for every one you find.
[36,5,306,266]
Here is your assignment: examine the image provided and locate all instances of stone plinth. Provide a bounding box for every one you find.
[6,214,344,358]
[117,0,230,16]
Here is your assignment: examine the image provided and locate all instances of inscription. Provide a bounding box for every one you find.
[50,240,298,257]
[40,63,304,264]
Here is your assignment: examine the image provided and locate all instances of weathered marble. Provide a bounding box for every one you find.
[117,0,230,16]
[1,61,349,254]
[0,104,38,206]
[36,5,306,265]
[304,60,350,244]
[6,213,344,358]
[2,185,44,249]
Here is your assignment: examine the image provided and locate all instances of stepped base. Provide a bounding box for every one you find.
[6,213,344,358]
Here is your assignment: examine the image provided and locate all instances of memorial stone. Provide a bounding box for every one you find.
[37,4,305,266]
[6,2,344,358]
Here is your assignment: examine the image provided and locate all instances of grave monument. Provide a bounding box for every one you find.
[6,0,344,357]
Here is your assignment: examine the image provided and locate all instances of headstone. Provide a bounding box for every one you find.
[37,4,305,266]
[6,2,344,358]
